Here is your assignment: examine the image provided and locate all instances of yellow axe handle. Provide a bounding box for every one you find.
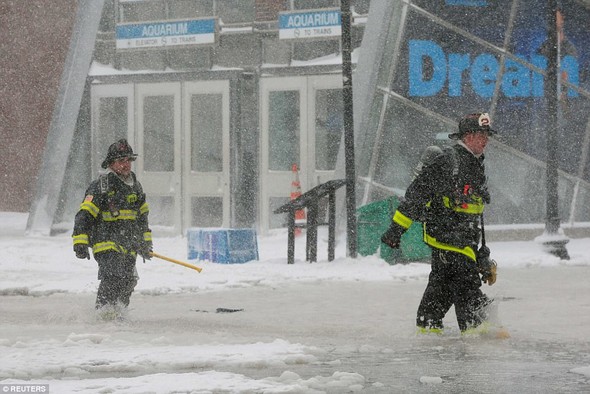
[150,252,203,273]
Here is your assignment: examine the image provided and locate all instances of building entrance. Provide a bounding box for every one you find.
[259,75,344,233]
[91,80,230,235]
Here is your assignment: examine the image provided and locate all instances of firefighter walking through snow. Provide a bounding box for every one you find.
[381,113,498,334]
[72,139,152,311]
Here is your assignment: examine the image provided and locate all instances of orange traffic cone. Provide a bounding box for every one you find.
[291,164,306,236]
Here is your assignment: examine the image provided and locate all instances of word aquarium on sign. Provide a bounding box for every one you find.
[116,18,217,49]
[279,8,341,40]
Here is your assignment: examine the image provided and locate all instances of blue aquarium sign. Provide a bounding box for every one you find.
[279,9,341,40]
[408,39,580,98]
[116,18,217,49]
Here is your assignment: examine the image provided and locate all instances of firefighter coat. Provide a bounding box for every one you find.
[386,143,489,261]
[72,171,152,258]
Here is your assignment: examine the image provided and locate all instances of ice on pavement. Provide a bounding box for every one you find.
[1,212,590,392]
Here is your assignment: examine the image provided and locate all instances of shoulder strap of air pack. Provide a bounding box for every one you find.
[99,173,109,195]
[441,145,459,189]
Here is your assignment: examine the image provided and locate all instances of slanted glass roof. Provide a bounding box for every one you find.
[354,0,590,225]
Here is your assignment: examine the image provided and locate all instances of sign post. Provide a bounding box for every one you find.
[542,0,569,259]
[340,0,357,258]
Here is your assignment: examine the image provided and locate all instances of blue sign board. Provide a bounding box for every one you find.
[279,8,341,40]
[116,18,217,49]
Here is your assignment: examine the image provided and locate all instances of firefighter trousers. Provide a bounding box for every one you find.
[95,251,138,309]
[416,248,490,332]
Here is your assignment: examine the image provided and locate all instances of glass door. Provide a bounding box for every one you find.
[260,77,307,233]
[136,83,182,234]
[259,75,343,233]
[90,84,134,178]
[182,80,230,229]
[308,75,344,187]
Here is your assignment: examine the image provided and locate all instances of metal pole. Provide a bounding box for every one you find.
[340,0,357,258]
[545,0,558,233]
[543,0,569,259]
[568,117,590,224]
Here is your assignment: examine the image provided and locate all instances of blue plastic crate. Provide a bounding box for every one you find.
[187,228,259,264]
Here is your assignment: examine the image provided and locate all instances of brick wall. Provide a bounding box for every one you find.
[255,0,289,22]
[0,1,76,211]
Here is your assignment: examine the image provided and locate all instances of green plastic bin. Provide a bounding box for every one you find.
[356,196,431,264]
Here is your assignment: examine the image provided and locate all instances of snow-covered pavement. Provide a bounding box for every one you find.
[1,212,590,393]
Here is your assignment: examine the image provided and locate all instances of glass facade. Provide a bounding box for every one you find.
[356,0,590,225]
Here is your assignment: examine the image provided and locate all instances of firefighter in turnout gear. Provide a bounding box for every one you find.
[381,113,498,333]
[72,139,152,312]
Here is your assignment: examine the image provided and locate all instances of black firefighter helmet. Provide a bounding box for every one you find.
[449,113,497,140]
[101,139,138,169]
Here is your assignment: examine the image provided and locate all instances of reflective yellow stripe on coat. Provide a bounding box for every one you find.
[423,225,477,261]
[80,200,100,218]
[393,210,413,229]
[92,241,137,256]
[442,196,484,215]
[101,209,137,222]
[72,234,89,246]
[143,231,152,242]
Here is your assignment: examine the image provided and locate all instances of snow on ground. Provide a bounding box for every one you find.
[1,212,590,393]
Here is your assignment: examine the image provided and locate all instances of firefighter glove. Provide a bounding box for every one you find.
[74,244,90,260]
[137,242,153,260]
[381,224,404,249]
[477,245,490,260]
[479,259,497,285]
[477,246,497,286]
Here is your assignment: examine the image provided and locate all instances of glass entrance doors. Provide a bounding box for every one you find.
[90,84,135,175]
[91,81,230,235]
[182,81,230,229]
[136,83,182,233]
[260,75,344,233]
